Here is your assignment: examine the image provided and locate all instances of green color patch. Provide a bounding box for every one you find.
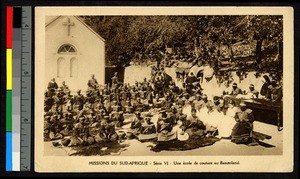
[6,90,12,132]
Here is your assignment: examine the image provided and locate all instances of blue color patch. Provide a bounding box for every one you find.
[6,132,12,171]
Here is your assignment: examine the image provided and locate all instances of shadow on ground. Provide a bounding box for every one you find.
[70,141,129,156]
[149,137,220,152]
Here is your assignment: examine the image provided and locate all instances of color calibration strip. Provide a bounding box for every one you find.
[6,6,31,171]
[6,6,13,171]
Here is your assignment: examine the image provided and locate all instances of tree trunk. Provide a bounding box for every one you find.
[217,42,221,58]
[255,39,263,65]
[226,44,234,62]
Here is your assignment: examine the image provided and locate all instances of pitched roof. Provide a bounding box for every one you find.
[46,16,105,42]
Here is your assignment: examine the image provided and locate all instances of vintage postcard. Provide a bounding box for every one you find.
[35,6,294,172]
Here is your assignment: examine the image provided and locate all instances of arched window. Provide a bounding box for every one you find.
[58,44,76,53]
[70,57,78,77]
[57,57,66,78]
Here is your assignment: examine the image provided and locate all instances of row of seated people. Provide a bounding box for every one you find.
[45,69,265,147]
[46,90,255,147]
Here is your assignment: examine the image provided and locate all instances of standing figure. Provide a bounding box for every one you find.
[111,72,119,89]
[47,78,58,90]
[260,75,272,100]
[47,78,58,96]
[87,74,98,90]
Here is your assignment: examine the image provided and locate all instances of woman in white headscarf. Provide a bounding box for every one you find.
[217,99,238,138]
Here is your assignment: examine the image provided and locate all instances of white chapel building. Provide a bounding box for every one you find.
[45,16,105,91]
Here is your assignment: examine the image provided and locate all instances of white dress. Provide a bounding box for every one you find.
[197,107,221,131]
[217,106,238,137]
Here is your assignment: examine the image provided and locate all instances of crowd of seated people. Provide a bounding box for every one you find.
[44,63,282,148]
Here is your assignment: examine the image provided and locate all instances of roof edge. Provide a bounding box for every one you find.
[45,16,105,42]
[75,16,106,42]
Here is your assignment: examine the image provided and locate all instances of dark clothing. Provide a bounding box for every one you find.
[185,75,198,94]
[130,117,143,131]
[157,115,173,133]
[73,94,85,110]
[185,75,198,85]
[88,78,98,89]
[111,76,119,89]
[184,115,205,138]
[260,83,272,100]
[210,102,225,113]
[141,122,156,134]
[230,87,243,96]
[270,86,283,102]
[97,121,118,142]
[231,109,254,144]
[48,81,58,89]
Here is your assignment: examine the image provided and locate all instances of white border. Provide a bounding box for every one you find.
[35,6,294,173]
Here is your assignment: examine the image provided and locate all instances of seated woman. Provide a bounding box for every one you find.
[198,94,213,111]
[124,100,134,113]
[110,100,120,112]
[138,114,157,141]
[202,96,223,136]
[130,111,143,129]
[134,98,146,112]
[82,126,95,146]
[157,109,177,142]
[88,116,100,138]
[153,94,164,108]
[269,80,283,102]
[146,90,154,106]
[231,102,254,144]
[95,115,119,143]
[183,108,206,139]
[105,120,119,142]
[49,115,64,140]
[128,111,144,137]
[68,117,85,146]
[209,96,225,114]
[176,107,187,125]
[44,116,52,141]
[218,99,238,139]
[246,84,259,99]
[110,107,125,128]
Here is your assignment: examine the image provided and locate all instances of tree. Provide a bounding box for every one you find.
[240,16,283,67]
[82,16,136,67]
[82,15,282,70]
[83,16,189,66]
[127,16,188,63]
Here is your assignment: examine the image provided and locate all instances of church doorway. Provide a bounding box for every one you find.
[56,44,78,78]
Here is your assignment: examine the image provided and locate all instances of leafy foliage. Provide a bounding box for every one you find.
[81,15,283,68]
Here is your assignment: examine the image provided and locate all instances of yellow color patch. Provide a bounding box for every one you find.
[6,49,12,90]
